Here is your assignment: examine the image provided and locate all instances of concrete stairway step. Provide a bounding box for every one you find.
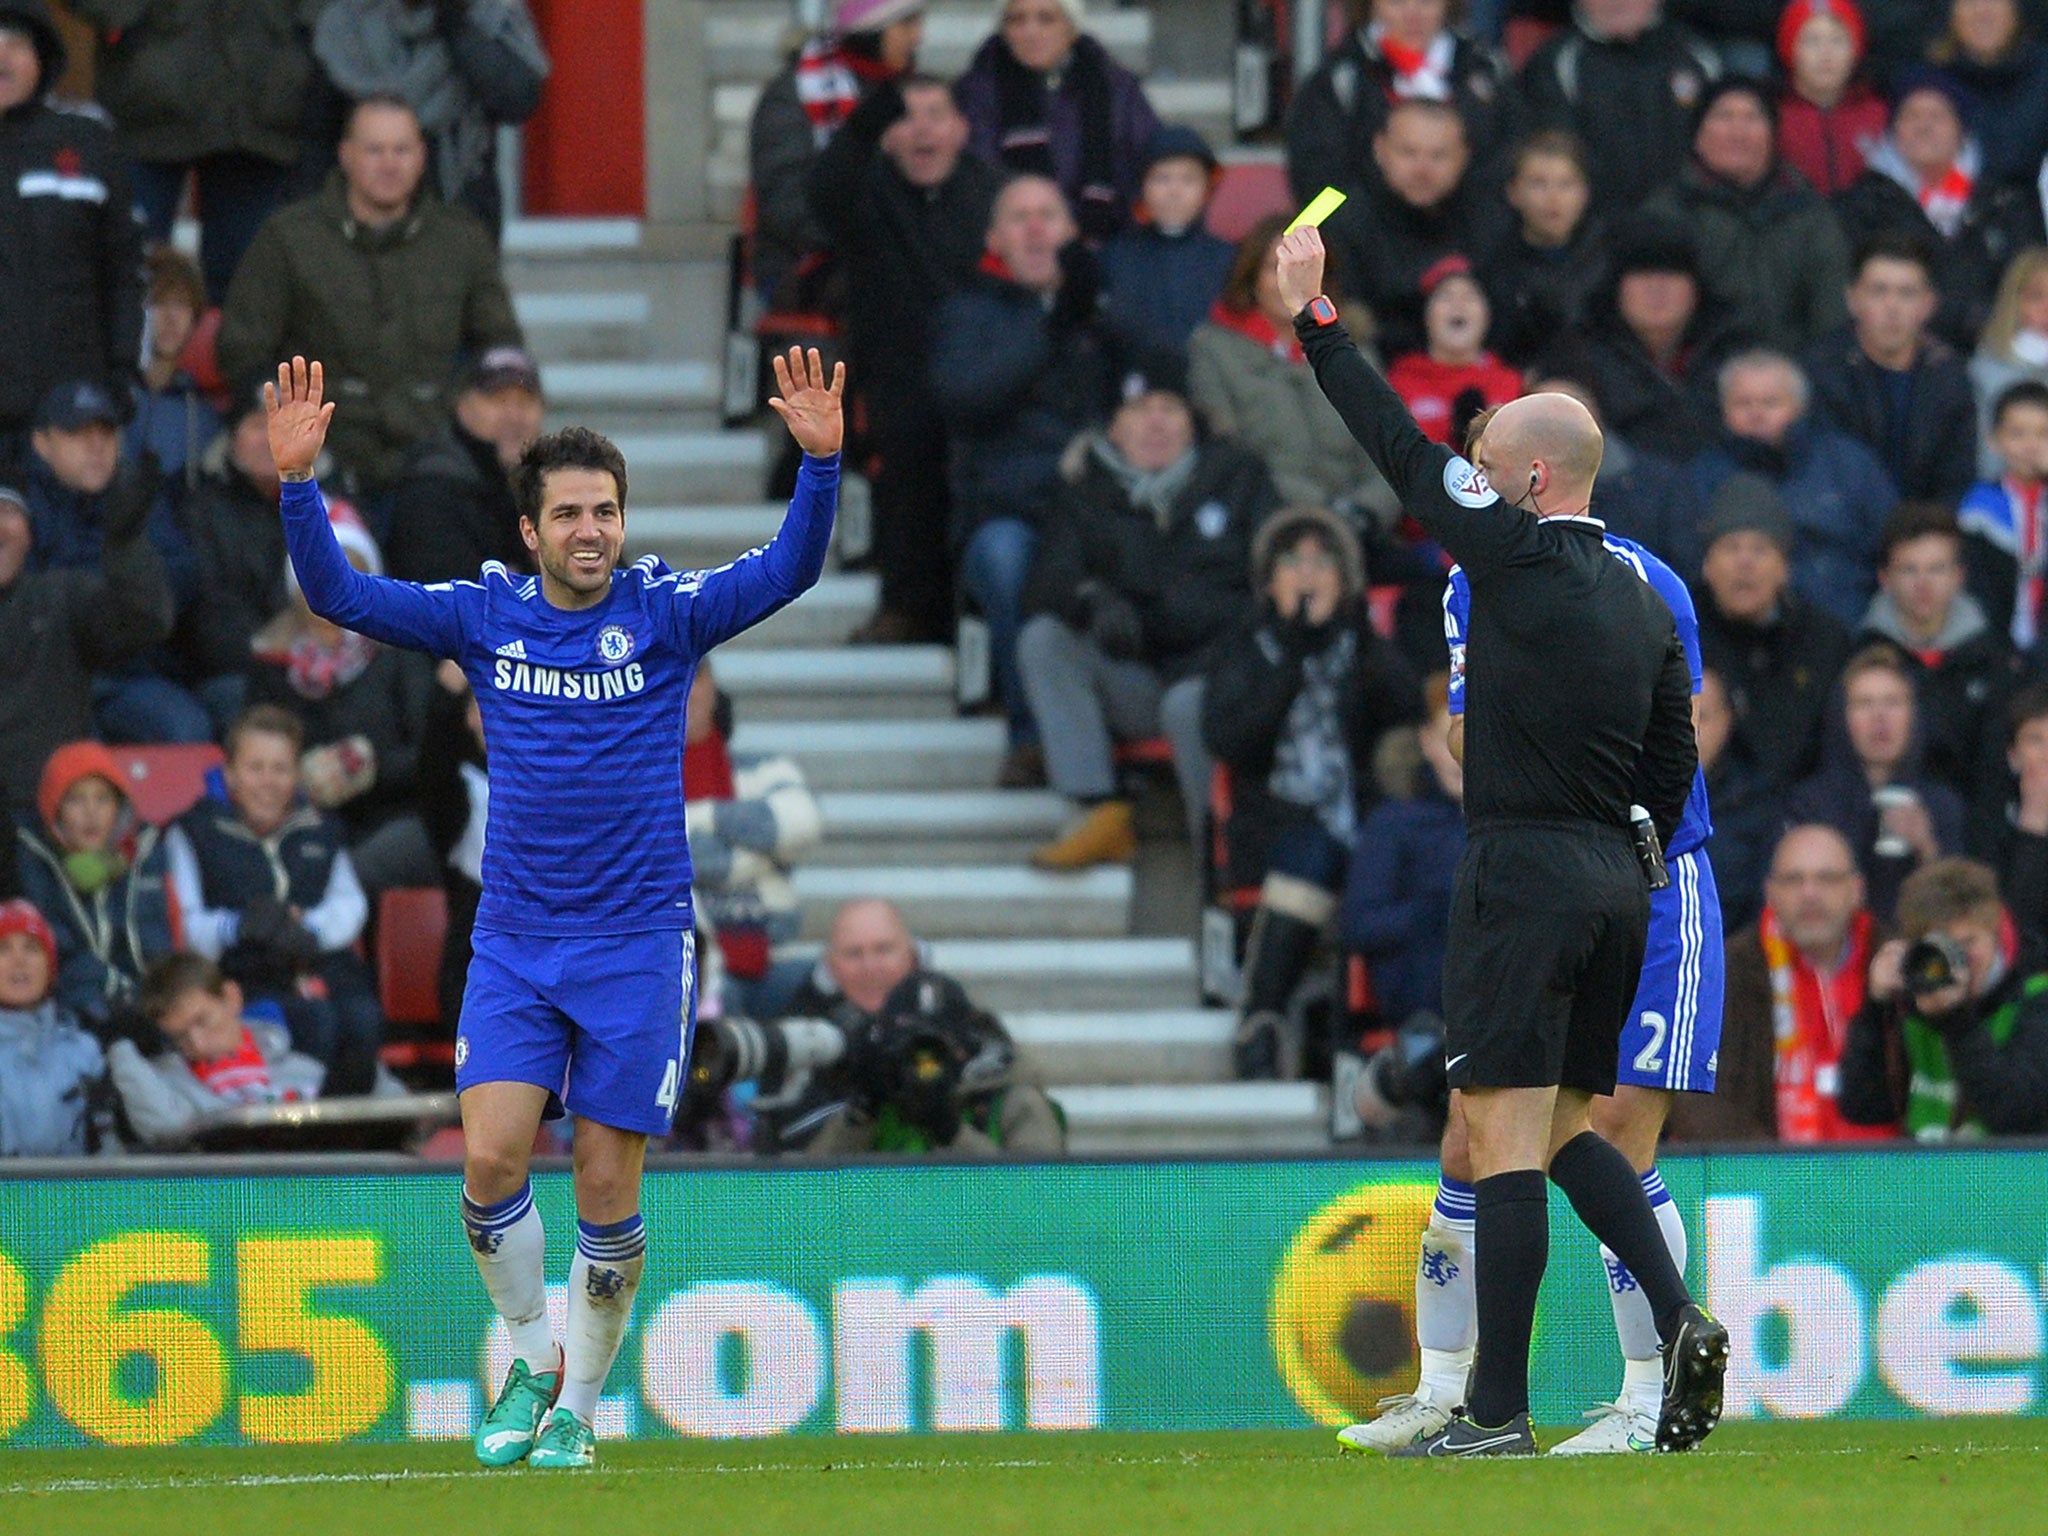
[775,935,1198,1011]
[715,645,956,720]
[1052,1082,1331,1155]
[724,572,877,648]
[791,863,1132,939]
[505,243,729,371]
[812,788,1069,864]
[729,718,1007,790]
[1005,1009,1235,1085]
[601,430,766,505]
[628,504,783,570]
[542,361,720,411]
[512,291,656,362]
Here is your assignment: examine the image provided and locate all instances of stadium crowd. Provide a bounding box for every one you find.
[11,0,2048,1156]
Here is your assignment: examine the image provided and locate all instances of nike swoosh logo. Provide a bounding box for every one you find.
[480,1429,531,1452]
[1446,1054,1468,1071]
[1435,1431,1522,1455]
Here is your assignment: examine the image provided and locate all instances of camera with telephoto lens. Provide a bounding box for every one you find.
[1901,932,1971,999]
[688,1016,848,1098]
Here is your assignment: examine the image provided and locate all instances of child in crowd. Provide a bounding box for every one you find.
[164,705,385,1095]
[14,741,179,1037]
[1774,0,1886,197]
[129,248,221,504]
[1480,131,1602,369]
[1099,126,1237,359]
[1386,256,1523,447]
[1960,380,2048,653]
[107,952,325,1148]
[0,900,110,1157]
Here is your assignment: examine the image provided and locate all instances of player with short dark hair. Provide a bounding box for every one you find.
[264,347,843,1469]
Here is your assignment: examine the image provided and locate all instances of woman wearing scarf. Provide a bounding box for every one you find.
[311,0,549,238]
[1284,0,1512,205]
[954,0,1159,242]
[246,499,437,898]
[1969,245,2048,467]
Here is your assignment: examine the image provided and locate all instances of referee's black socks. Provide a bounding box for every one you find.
[1466,1169,1548,1427]
[1548,1129,1690,1341]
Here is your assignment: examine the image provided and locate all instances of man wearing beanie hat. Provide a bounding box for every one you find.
[0,0,145,446]
[15,740,178,1035]
[1541,213,1747,461]
[1775,0,1887,197]
[1202,503,1421,1078]
[1696,471,1852,789]
[1641,77,1849,354]
[748,0,925,304]
[0,897,112,1156]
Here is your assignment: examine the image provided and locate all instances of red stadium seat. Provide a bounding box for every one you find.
[376,887,448,1028]
[108,744,224,826]
[1208,156,1292,244]
[1113,736,1177,768]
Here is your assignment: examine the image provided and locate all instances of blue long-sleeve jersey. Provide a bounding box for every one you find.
[279,454,839,936]
[1444,527,1713,859]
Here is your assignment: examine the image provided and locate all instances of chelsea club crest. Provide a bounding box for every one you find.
[597,625,636,665]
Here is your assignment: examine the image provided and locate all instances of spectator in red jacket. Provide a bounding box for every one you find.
[1385,254,1522,446]
[1775,0,1887,198]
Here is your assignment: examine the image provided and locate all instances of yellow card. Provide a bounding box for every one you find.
[1286,186,1347,233]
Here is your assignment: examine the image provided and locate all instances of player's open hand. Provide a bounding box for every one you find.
[265,356,336,481]
[1274,227,1328,319]
[768,346,846,459]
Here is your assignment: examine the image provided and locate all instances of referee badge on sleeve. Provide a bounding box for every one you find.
[1444,456,1497,509]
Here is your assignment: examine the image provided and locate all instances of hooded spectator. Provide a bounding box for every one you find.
[749,0,926,304]
[309,0,549,237]
[218,95,524,496]
[69,0,314,300]
[0,0,145,444]
[1689,349,1899,626]
[954,0,1159,242]
[809,72,998,645]
[1642,77,1851,353]
[1514,0,1723,215]
[1098,125,1236,359]
[0,898,109,1156]
[1480,130,1607,370]
[1695,475,1853,789]
[1832,69,2045,350]
[1283,0,1512,205]
[386,345,543,585]
[14,742,178,1036]
[1774,0,1888,198]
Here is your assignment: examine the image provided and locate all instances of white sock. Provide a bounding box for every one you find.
[1415,1178,1477,1406]
[556,1214,647,1425]
[461,1182,557,1374]
[1602,1166,1689,1416]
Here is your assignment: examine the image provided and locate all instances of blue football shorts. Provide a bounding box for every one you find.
[455,926,697,1134]
[1616,848,1723,1094]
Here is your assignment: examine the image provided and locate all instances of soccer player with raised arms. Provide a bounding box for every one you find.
[265,348,844,1469]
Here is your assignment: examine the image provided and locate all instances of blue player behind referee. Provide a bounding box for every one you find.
[266,348,843,1469]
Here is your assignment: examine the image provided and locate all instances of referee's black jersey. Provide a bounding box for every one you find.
[1297,309,1697,844]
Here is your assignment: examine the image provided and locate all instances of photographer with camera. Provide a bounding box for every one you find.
[1838,858,2048,1138]
[692,899,1064,1157]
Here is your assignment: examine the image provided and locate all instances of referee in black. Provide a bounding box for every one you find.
[1274,227,1728,1456]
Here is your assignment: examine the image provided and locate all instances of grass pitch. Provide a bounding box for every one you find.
[4,1422,2043,1536]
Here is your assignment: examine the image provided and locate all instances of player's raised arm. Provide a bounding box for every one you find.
[677,346,843,654]
[268,356,467,658]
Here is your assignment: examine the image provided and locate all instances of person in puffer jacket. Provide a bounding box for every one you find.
[0,898,111,1157]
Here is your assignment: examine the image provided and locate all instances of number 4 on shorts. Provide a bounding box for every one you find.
[656,1059,680,1110]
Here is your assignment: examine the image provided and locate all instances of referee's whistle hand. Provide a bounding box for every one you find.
[1275,228,1327,318]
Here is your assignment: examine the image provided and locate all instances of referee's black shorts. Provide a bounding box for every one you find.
[1441,823,1650,1095]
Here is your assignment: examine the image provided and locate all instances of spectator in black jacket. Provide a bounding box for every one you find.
[385,346,542,585]
[0,481,169,835]
[1098,126,1235,360]
[811,74,998,645]
[1019,379,1275,868]
[1788,641,1968,921]
[1925,0,2048,190]
[1204,505,1423,1079]
[0,1,145,448]
[1514,0,1722,215]
[1542,215,1748,461]
[247,499,437,897]
[1695,473,1853,789]
[1995,683,2048,946]
[1283,0,1512,204]
[1480,130,1605,371]
[1319,98,1509,359]
[1803,234,1980,508]
[932,175,1120,776]
[1831,70,2045,350]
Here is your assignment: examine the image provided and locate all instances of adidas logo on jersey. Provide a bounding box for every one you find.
[495,639,528,659]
